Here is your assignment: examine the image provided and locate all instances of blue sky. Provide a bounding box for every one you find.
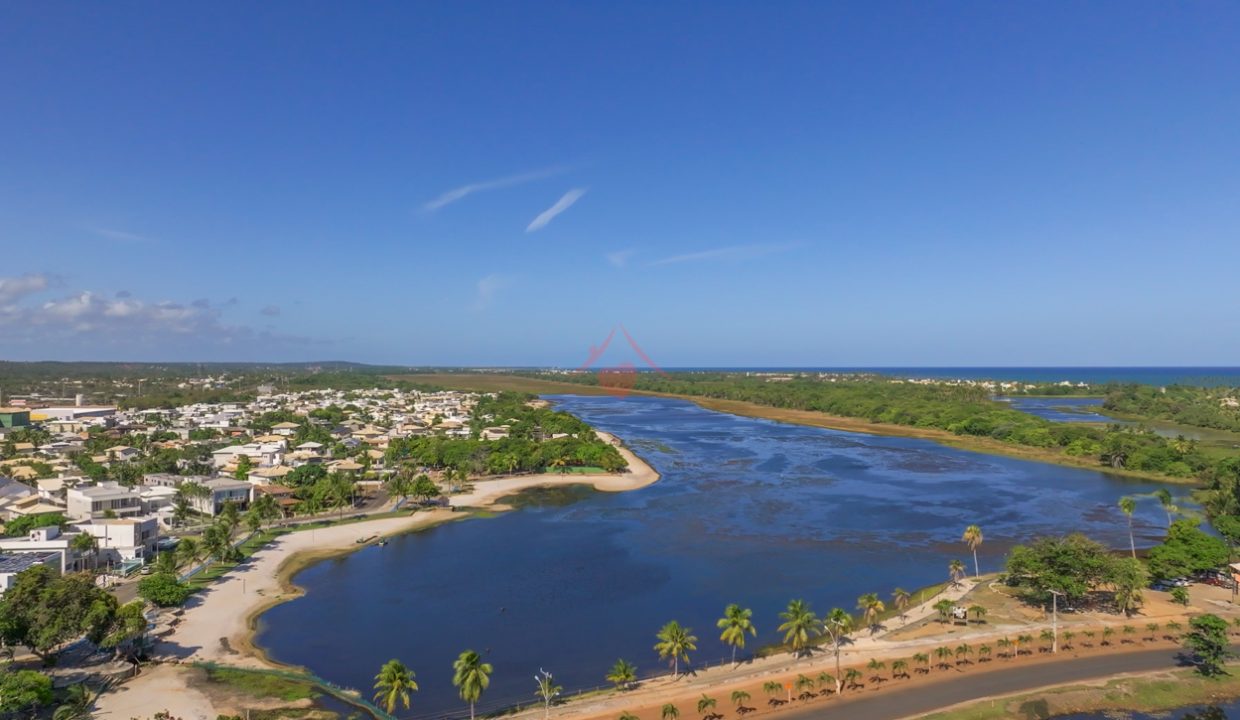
[2,2,1238,366]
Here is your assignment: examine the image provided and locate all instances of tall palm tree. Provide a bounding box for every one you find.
[606,658,637,690]
[856,593,885,635]
[176,537,202,567]
[1119,496,1137,559]
[822,608,853,693]
[962,525,984,578]
[716,604,756,668]
[373,659,418,714]
[777,599,819,656]
[452,650,492,720]
[948,559,966,587]
[654,621,697,678]
[891,588,911,624]
[1155,488,1178,527]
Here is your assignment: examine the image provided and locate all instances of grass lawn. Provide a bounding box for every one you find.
[202,666,320,702]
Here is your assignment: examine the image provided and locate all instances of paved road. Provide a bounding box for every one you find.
[780,647,1203,720]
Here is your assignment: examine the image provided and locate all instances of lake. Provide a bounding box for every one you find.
[256,395,1184,718]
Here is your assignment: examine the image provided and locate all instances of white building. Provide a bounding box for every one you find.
[193,478,253,515]
[66,482,145,520]
[72,516,160,564]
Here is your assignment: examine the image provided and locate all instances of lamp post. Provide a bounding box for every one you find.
[1050,589,1064,653]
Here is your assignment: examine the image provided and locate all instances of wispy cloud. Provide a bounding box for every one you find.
[0,273,50,304]
[260,305,281,317]
[606,249,636,269]
[89,227,155,243]
[422,166,567,212]
[473,273,511,311]
[525,188,588,232]
[649,242,803,267]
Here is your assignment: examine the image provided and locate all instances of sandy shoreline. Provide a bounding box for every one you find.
[96,433,659,718]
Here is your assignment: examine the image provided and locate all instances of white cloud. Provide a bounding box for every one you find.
[0,273,50,304]
[525,188,588,232]
[89,227,155,243]
[422,166,567,212]
[0,275,320,355]
[649,242,803,267]
[606,250,636,268]
[473,274,510,311]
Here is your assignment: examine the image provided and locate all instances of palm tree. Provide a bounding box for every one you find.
[948,559,966,587]
[661,704,679,720]
[373,659,418,714]
[891,659,908,679]
[654,621,697,677]
[176,536,202,567]
[1102,626,1115,646]
[696,695,717,716]
[762,681,782,701]
[856,593,885,635]
[1166,620,1183,638]
[730,690,750,709]
[606,658,637,690]
[1017,634,1035,655]
[52,683,99,720]
[619,713,639,720]
[794,674,815,698]
[1119,496,1137,559]
[996,637,1013,659]
[70,532,98,573]
[822,608,853,693]
[892,588,911,623]
[1122,624,1137,643]
[866,658,885,682]
[777,599,819,656]
[1145,622,1160,642]
[452,650,492,720]
[913,651,930,673]
[1083,630,1096,646]
[954,643,972,665]
[816,671,835,691]
[843,668,863,690]
[534,669,561,720]
[1039,628,1055,652]
[968,605,987,623]
[1061,631,1075,650]
[962,525,984,578]
[934,645,953,670]
[717,604,756,667]
[1155,488,1178,527]
[978,644,992,662]
[933,598,955,624]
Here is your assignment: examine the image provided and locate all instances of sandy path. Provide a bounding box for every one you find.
[93,665,216,720]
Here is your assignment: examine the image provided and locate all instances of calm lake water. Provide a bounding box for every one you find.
[999,396,1117,423]
[257,395,1184,718]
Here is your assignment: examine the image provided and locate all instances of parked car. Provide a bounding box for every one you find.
[1170,577,1192,587]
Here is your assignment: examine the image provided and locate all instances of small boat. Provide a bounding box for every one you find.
[377,539,387,547]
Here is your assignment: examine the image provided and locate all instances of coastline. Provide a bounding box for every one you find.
[172,431,659,669]
[393,374,1203,486]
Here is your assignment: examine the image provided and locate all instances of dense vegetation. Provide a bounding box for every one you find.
[1105,384,1240,434]
[385,392,626,474]
[533,372,1222,481]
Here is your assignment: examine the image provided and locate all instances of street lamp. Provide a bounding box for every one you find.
[1049,589,1064,653]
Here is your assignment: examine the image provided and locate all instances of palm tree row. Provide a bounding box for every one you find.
[370,651,493,718]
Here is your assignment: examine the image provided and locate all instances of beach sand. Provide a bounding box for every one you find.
[96,432,659,717]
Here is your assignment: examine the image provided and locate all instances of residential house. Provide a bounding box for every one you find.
[192,478,252,516]
[72,516,160,564]
[66,482,145,520]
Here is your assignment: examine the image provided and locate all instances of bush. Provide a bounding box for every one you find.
[138,573,193,607]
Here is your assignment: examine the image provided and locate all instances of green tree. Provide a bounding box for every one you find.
[452,650,492,720]
[856,593,885,635]
[716,603,756,668]
[730,690,750,708]
[70,532,98,573]
[962,525,984,578]
[933,598,955,624]
[1147,519,1230,581]
[0,565,117,661]
[373,659,418,714]
[777,599,819,656]
[1155,488,1178,527]
[0,670,53,716]
[137,573,192,607]
[234,454,252,481]
[661,704,679,720]
[696,694,717,715]
[1184,614,1233,676]
[1005,533,1117,604]
[654,621,697,677]
[605,658,637,690]
[1171,586,1190,607]
[176,537,202,567]
[1111,557,1149,616]
[892,588,911,623]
